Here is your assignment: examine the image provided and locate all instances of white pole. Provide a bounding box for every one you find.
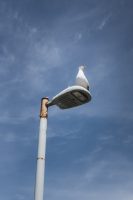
[34,98,49,200]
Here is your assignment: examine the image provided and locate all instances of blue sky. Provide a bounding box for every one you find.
[0,0,133,199]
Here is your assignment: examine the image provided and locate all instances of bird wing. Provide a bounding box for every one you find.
[76,69,89,89]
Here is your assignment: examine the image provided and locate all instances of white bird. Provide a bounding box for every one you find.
[76,65,89,90]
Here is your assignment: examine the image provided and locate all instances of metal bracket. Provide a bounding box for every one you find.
[40,97,49,118]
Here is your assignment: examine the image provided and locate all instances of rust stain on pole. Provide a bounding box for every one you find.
[40,97,49,118]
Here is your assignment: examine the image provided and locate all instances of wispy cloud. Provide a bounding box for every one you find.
[45,153,133,200]
[98,14,112,30]
[0,130,36,144]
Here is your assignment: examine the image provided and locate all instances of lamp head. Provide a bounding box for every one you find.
[48,86,91,109]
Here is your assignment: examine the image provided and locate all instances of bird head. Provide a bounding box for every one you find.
[79,65,86,71]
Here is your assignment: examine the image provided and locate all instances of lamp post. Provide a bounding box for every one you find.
[34,85,91,200]
[34,98,48,200]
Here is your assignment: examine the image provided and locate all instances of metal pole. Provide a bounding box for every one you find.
[34,97,49,200]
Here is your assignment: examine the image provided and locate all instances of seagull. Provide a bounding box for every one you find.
[76,65,89,90]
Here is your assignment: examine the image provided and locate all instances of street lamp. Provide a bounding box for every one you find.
[34,76,91,200]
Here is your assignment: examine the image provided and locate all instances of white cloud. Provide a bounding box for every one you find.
[98,14,111,30]
[74,32,82,42]
[45,154,133,200]
[0,130,36,144]
[46,181,133,200]
[0,107,37,124]
[0,47,15,75]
